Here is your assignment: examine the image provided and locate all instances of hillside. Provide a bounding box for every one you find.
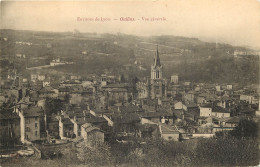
[0,29,259,84]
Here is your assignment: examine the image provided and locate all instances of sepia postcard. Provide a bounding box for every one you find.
[0,0,259,166]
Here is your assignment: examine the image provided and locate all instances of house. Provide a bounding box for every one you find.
[0,112,20,143]
[42,80,50,87]
[59,117,74,139]
[224,117,240,128]
[199,104,213,117]
[81,123,104,146]
[38,86,58,98]
[170,75,178,84]
[216,85,221,92]
[183,91,195,103]
[196,94,207,104]
[227,84,232,90]
[58,87,70,95]
[18,106,45,142]
[70,93,83,105]
[31,74,38,82]
[240,94,258,104]
[159,123,180,141]
[212,117,240,133]
[158,98,171,107]
[137,81,150,99]
[183,81,191,87]
[212,106,230,118]
[71,115,108,138]
[174,101,187,111]
[106,88,129,105]
[46,115,59,139]
[50,58,66,66]
[112,113,141,136]
[172,109,184,122]
[31,74,45,82]
[185,103,199,112]
[140,111,174,125]
[38,75,46,81]
[70,75,81,80]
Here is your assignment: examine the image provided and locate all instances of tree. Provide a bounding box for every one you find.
[45,97,63,116]
[76,141,112,166]
[230,119,258,139]
[195,137,259,166]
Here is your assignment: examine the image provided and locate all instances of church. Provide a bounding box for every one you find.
[137,46,167,100]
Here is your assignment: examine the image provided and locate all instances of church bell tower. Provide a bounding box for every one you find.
[151,45,162,80]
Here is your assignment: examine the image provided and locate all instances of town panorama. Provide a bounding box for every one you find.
[0,29,259,166]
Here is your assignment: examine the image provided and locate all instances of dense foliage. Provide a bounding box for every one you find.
[2,135,258,167]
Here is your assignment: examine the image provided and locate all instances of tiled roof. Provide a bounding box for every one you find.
[225,117,241,123]
[112,113,140,124]
[0,112,20,119]
[119,105,143,113]
[82,123,102,133]
[141,111,172,118]
[85,117,107,124]
[212,106,230,113]
[22,106,44,117]
[160,124,179,134]
[74,116,107,125]
[200,103,212,108]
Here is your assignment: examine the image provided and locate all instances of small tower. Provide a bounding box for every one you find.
[101,74,107,86]
[151,45,162,80]
[171,75,179,84]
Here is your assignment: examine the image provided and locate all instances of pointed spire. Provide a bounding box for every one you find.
[154,45,161,67]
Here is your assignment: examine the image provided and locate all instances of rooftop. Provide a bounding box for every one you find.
[212,106,230,113]
[160,124,179,134]
[22,106,44,117]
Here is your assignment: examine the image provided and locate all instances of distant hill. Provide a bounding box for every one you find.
[0,29,259,84]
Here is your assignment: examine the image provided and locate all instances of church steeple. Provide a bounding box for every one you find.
[154,45,161,67]
[151,45,162,80]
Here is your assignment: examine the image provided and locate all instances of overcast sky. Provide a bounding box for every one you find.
[1,0,260,49]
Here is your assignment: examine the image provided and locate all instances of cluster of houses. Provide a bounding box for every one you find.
[1,48,259,149]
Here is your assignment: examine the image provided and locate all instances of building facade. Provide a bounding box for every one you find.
[137,46,167,100]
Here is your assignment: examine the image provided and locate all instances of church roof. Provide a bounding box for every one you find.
[154,45,161,67]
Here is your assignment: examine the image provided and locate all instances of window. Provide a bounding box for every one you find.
[26,127,30,132]
[35,131,38,136]
[35,117,38,121]
[156,71,160,78]
[35,123,38,128]
[25,119,30,124]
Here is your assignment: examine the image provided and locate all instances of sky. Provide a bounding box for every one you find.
[1,0,260,49]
